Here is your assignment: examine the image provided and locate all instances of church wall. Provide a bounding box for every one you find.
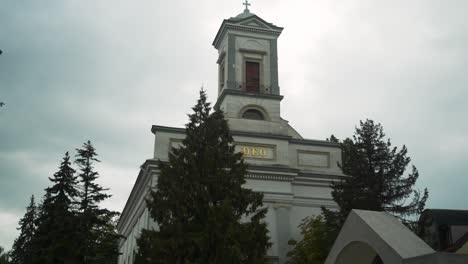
[218,93,281,121]
[153,131,185,161]
[227,118,289,136]
[116,9,347,264]
[232,135,290,166]
[288,143,342,175]
[217,37,228,92]
[292,184,333,200]
[289,205,323,239]
[264,202,280,257]
[119,207,149,264]
[245,179,292,194]
[234,36,272,90]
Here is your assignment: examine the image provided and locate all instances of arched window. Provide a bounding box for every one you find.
[242,109,264,120]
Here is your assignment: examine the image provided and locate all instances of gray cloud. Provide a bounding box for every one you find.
[1,0,468,249]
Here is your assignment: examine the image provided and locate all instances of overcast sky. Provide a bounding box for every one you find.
[1,0,468,249]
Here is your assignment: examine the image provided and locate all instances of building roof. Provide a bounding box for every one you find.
[212,11,283,48]
[421,209,468,226]
[232,10,256,20]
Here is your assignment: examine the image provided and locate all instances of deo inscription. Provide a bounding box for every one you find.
[236,144,275,160]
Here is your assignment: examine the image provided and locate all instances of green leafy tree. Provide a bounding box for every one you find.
[75,141,119,264]
[0,246,10,264]
[135,90,270,264]
[32,152,81,264]
[10,195,37,264]
[287,119,428,264]
[287,210,340,264]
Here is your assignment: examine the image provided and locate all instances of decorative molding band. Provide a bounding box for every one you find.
[213,21,283,48]
[289,138,340,147]
[151,125,185,135]
[246,173,292,182]
[117,160,159,230]
[152,124,340,152]
[214,88,284,110]
[239,48,268,55]
[294,195,334,202]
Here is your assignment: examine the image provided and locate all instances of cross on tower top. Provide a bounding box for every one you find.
[243,0,251,12]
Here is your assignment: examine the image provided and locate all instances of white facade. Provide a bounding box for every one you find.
[117,8,345,264]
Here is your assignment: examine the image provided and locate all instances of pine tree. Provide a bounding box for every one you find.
[10,195,37,264]
[32,152,81,264]
[75,141,119,264]
[135,90,270,264]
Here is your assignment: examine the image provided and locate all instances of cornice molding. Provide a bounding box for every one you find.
[213,15,284,48]
[117,159,159,231]
[214,88,284,110]
[151,125,185,135]
[246,173,292,182]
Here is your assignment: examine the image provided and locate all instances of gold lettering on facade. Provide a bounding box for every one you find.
[242,147,250,156]
[251,148,258,156]
[240,146,268,158]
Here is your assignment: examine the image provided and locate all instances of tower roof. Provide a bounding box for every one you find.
[212,10,283,49]
[232,9,256,20]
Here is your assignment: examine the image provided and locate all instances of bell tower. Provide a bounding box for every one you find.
[213,3,298,137]
[213,2,283,95]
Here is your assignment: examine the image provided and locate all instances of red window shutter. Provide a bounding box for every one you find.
[245,61,260,93]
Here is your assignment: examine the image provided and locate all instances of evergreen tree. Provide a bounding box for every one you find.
[0,246,10,264]
[10,195,37,264]
[75,141,119,264]
[32,152,81,264]
[287,119,428,264]
[332,119,428,224]
[88,214,121,264]
[135,90,270,264]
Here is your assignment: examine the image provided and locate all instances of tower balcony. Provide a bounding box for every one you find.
[224,81,275,95]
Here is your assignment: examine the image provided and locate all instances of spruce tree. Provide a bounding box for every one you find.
[75,141,119,264]
[135,90,270,264]
[332,119,428,224]
[32,152,81,264]
[287,120,428,264]
[10,195,37,264]
[0,246,9,264]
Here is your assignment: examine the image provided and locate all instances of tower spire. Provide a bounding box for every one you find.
[243,0,251,13]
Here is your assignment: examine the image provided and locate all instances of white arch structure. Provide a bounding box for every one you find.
[325,210,468,263]
[325,210,435,264]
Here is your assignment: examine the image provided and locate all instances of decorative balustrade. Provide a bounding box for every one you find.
[221,81,273,94]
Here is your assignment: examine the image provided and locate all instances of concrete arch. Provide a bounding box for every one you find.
[325,210,434,264]
[335,241,382,264]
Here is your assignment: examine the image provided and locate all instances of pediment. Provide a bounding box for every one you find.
[239,18,269,29]
[213,14,283,48]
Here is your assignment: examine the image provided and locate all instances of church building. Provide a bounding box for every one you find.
[117,4,345,264]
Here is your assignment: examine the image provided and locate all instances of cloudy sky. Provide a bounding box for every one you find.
[1,0,468,249]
